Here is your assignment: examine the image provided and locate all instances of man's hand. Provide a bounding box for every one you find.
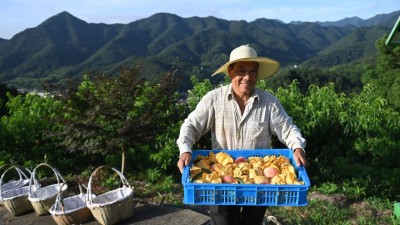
[293,148,307,167]
[177,152,192,173]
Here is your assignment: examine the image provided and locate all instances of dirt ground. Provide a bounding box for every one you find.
[0,201,211,225]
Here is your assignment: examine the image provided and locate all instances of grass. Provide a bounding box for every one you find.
[265,196,398,225]
[129,172,400,225]
[74,168,400,225]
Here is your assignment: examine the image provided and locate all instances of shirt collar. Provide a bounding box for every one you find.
[226,84,260,101]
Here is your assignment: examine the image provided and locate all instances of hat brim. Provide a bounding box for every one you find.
[211,57,280,80]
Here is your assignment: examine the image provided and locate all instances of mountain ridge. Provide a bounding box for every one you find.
[0,10,399,90]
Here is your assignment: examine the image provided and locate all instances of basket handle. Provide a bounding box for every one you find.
[86,166,131,203]
[17,166,30,181]
[29,163,66,195]
[53,182,68,213]
[0,164,24,184]
[0,166,29,198]
[0,163,13,174]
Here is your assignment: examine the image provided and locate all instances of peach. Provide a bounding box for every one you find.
[263,167,278,178]
[235,156,247,164]
[222,175,236,184]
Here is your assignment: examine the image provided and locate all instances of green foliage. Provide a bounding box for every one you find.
[314,182,339,195]
[150,121,183,171]
[258,79,400,198]
[149,75,213,173]
[186,75,214,110]
[102,175,121,189]
[340,85,400,164]
[362,35,400,110]
[48,66,180,173]
[266,65,365,95]
[267,197,395,225]
[145,168,163,184]
[0,83,19,116]
[0,93,64,165]
[313,180,366,200]
[143,175,175,194]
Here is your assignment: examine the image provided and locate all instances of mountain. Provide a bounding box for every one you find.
[316,17,364,27]
[0,10,399,90]
[302,25,390,67]
[315,10,400,27]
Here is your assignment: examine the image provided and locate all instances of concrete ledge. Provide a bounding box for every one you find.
[1,202,210,225]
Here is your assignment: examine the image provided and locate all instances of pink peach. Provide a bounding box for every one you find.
[222,175,236,184]
[235,156,247,164]
[263,167,278,178]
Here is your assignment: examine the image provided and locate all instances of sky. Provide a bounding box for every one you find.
[0,0,399,39]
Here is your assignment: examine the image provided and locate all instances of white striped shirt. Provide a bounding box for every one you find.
[177,84,306,156]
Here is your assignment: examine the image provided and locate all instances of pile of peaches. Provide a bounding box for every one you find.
[189,151,304,185]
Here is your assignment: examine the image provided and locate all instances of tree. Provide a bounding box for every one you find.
[149,75,215,173]
[0,83,19,117]
[0,92,62,167]
[362,35,400,110]
[49,66,180,174]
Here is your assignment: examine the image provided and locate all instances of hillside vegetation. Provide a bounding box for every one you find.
[0,10,399,91]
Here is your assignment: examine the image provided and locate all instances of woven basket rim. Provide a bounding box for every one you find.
[1,185,30,201]
[87,187,133,208]
[28,183,68,202]
[49,193,95,215]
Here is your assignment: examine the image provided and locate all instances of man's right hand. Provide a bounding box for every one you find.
[177,152,192,173]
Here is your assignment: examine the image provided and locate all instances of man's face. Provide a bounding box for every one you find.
[228,61,258,96]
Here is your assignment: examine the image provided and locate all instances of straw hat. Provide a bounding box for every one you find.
[211,45,280,80]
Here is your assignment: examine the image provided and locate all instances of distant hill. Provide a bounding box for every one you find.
[301,25,390,67]
[0,10,399,91]
[314,10,400,27]
[0,38,6,46]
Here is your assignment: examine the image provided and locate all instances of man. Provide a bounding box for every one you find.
[177,45,306,225]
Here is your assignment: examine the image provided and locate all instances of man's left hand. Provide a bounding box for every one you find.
[293,148,307,167]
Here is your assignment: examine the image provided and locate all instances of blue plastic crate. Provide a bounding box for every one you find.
[182,149,311,206]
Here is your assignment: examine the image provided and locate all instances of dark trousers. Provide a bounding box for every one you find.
[210,205,267,225]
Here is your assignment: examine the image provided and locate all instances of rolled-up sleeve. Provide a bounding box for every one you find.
[177,92,215,156]
[270,100,306,151]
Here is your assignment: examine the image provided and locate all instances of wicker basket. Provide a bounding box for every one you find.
[0,164,10,206]
[28,163,68,216]
[0,166,36,216]
[1,164,30,208]
[49,181,94,225]
[86,166,134,225]
[0,164,30,194]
